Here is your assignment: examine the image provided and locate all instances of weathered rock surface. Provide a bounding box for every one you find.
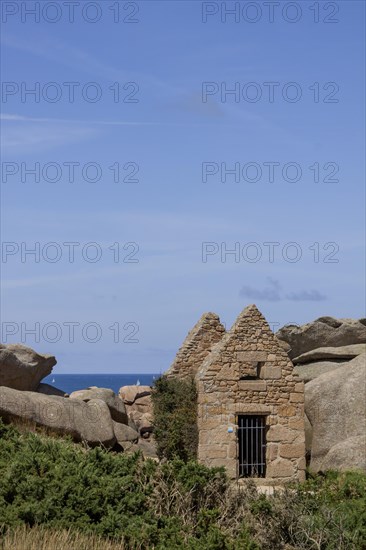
[304,414,312,454]
[317,436,366,472]
[305,353,366,472]
[113,421,139,447]
[294,360,347,383]
[119,385,151,405]
[69,387,128,424]
[137,439,158,459]
[293,343,366,364]
[0,386,116,448]
[119,385,154,436]
[125,440,158,459]
[37,383,68,397]
[166,312,226,380]
[276,317,366,359]
[0,343,56,391]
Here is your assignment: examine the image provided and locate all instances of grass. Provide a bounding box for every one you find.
[0,525,128,550]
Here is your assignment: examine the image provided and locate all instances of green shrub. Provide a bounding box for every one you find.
[151,375,198,461]
[0,418,365,549]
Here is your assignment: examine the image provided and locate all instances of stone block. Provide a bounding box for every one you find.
[290,393,304,403]
[197,417,221,430]
[236,351,267,361]
[205,447,227,459]
[266,458,295,478]
[260,366,282,379]
[279,443,305,459]
[267,425,297,443]
[266,443,278,461]
[227,441,237,459]
[288,417,305,430]
[278,404,296,417]
[234,404,272,414]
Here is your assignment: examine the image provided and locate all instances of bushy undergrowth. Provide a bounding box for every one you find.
[0,419,365,549]
[151,375,198,461]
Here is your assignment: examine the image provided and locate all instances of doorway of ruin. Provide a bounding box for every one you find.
[237,415,267,478]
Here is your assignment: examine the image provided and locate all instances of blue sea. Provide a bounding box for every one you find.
[42,374,159,395]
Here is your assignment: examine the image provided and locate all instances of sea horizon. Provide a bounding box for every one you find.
[43,373,160,395]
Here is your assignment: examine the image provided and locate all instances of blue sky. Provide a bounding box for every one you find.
[1,1,365,373]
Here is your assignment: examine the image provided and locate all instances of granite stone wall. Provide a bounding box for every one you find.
[166,312,226,380]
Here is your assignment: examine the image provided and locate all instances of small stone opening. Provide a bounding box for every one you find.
[239,362,265,380]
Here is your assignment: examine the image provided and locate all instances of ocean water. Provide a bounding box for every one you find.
[42,374,159,395]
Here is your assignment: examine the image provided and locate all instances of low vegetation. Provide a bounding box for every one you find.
[0,419,365,549]
[151,375,198,461]
[0,524,127,550]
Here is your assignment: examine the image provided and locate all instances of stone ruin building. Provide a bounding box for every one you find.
[166,304,306,485]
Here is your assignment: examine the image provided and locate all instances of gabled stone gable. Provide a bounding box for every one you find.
[196,304,306,483]
[166,312,226,380]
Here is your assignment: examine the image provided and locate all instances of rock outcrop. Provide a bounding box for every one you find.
[37,383,68,397]
[293,343,366,364]
[305,353,366,472]
[135,439,158,459]
[0,344,56,391]
[119,385,151,405]
[119,385,154,437]
[293,345,366,383]
[113,421,139,450]
[0,386,116,448]
[69,387,128,424]
[316,435,366,472]
[276,317,366,359]
[166,312,225,379]
[294,360,346,383]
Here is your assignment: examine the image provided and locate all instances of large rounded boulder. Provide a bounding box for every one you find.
[0,386,116,448]
[0,343,56,391]
[305,353,366,472]
[69,387,128,424]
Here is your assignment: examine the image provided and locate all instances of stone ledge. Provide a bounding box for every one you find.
[236,351,268,361]
[234,404,271,414]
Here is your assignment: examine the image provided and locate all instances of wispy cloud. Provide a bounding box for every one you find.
[0,113,165,126]
[0,115,97,152]
[285,290,327,302]
[240,278,327,302]
[240,277,281,301]
[1,113,228,128]
[1,33,180,97]
[171,93,225,118]
[0,35,265,126]
[0,113,179,154]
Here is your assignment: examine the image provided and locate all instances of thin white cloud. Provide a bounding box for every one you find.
[1,33,180,97]
[0,113,227,127]
[1,119,96,152]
